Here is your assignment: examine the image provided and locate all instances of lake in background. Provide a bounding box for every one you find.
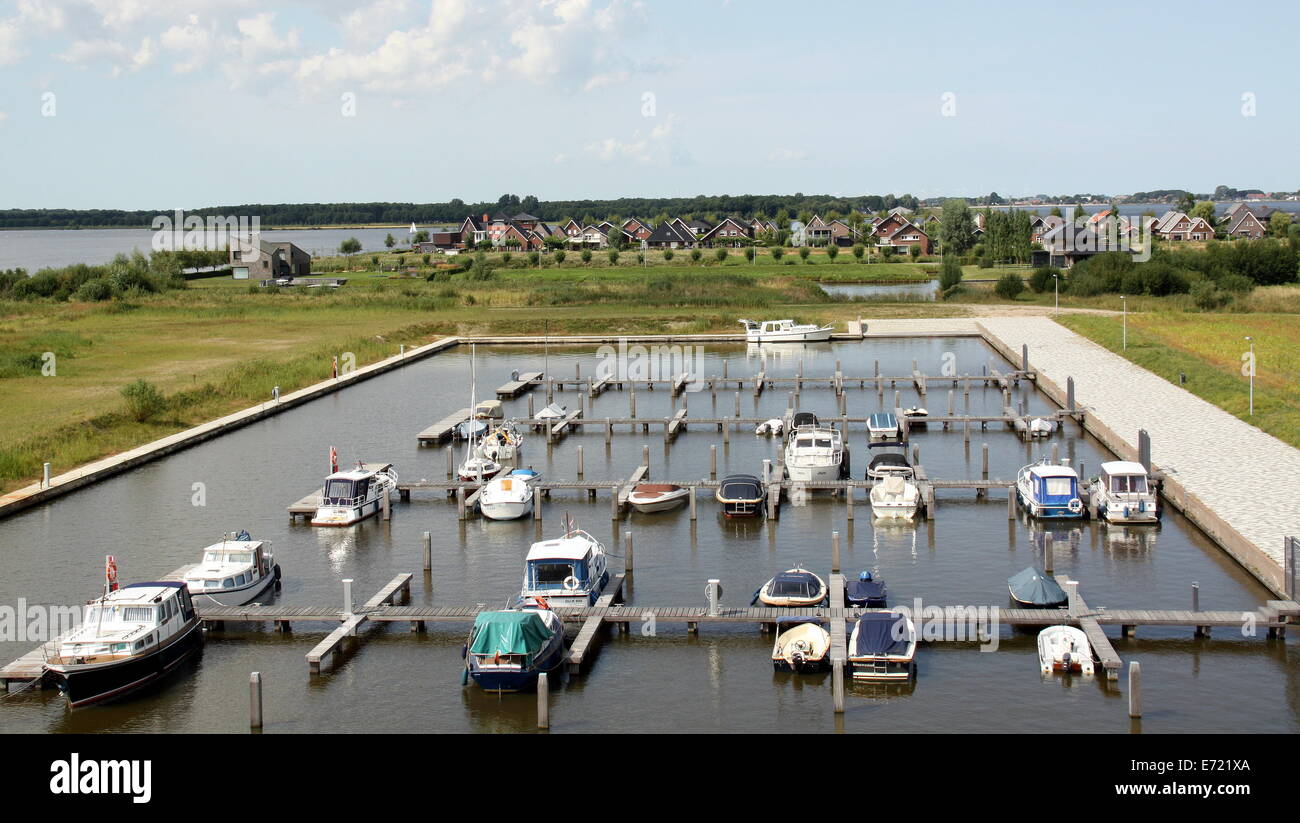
[820,281,939,301]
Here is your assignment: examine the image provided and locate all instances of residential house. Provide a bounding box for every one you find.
[1224,210,1268,239]
[621,218,652,241]
[1152,211,1213,241]
[1035,224,1133,268]
[804,215,834,246]
[644,220,696,249]
[560,218,582,238]
[1222,202,1276,225]
[699,217,754,247]
[229,237,311,280]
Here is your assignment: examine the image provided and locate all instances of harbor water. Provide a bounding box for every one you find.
[1,338,1295,733]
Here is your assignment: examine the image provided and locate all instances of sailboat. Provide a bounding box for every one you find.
[458,344,502,482]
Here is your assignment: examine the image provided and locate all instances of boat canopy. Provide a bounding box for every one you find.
[468,611,554,656]
[1029,472,1078,505]
[852,613,911,656]
[845,577,887,604]
[869,453,910,471]
[719,475,763,500]
[791,412,820,428]
[1008,566,1068,607]
[769,570,822,598]
[868,412,898,429]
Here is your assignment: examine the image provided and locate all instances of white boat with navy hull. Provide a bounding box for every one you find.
[1088,461,1159,524]
[740,318,834,343]
[46,579,203,708]
[517,519,610,608]
[312,457,398,527]
[182,532,280,607]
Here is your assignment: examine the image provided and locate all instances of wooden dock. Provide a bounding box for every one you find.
[567,573,627,673]
[496,371,543,398]
[547,407,584,441]
[417,408,472,444]
[288,490,323,521]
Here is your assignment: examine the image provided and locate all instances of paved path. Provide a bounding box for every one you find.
[978,316,1300,589]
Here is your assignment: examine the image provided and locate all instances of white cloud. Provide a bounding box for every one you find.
[0,20,22,67]
[59,35,156,75]
[586,112,678,164]
[159,15,217,74]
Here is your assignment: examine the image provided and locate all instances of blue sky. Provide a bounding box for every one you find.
[0,0,1296,209]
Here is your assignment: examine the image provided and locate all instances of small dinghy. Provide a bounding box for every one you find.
[902,406,929,428]
[534,402,567,421]
[1038,625,1094,675]
[716,474,765,517]
[771,616,831,673]
[754,418,785,437]
[753,567,828,607]
[479,470,536,521]
[626,483,690,513]
[848,611,917,681]
[1007,566,1068,608]
[844,570,888,608]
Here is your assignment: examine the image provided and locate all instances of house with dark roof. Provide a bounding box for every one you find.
[229,236,311,280]
[699,217,754,247]
[1224,209,1268,239]
[1035,224,1134,268]
[621,218,652,241]
[645,221,696,249]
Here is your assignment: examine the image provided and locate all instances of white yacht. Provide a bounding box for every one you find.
[458,345,503,482]
[1088,461,1159,523]
[182,532,280,606]
[739,318,834,343]
[479,469,538,521]
[312,459,398,527]
[517,519,610,608]
[783,413,848,483]
[46,580,203,708]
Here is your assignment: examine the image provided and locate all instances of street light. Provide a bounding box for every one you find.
[1120,295,1127,350]
[1052,274,1059,311]
[1245,335,1254,416]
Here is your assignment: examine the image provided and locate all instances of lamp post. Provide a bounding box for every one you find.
[1053,274,1059,311]
[1245,335,1254,416]
[1120,295,1127,350]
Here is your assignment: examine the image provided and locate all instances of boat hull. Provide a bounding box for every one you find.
[785,463,844,484]
[47,620,204,708]
[311,500,382,527]
[628,494,689,513]
[481,500,531,520]
[848,658,916,681]
[189,572,277,607]
[747,330,832,343]
[467,634,565,692]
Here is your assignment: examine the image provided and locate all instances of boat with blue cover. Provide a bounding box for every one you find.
[845,571,888,608]
[1007,566,1068,608]
[462,607,565,692]
[848,611,917,681]
[1015,458,1084,519]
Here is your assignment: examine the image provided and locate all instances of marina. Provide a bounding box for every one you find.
[3,333,1299,733]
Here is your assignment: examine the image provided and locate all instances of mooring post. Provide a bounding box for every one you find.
[1067,376,1075,413]
[832,530,841,574]
[894,390,901,409]
[1128,661,1142,718]
[576,444,584,477]
[642,445,650,472]
[604,417,612,445]
[710,445,717,478]
[787,391,794,411]
[1192,581,1200,611]
[947,389,954,419]
[690,486,697,521]
[1138,429,1151,472]
[1021,344,1029,373]
[734,391,741,418]
[981,443,989,477]
[1008,486,1016,519]
[1065,579,1077,616]
[382,489,391,521]
[533,489,542,520]
[762,458,772,486]
[250,672,263,729]
[846,485,854,520]
[723,422,730,444]
[547,377,554,404]
[537,672,550,729]
[528,393,534,419]
[707,579,721,616]
[630,389,636,418]
[1044,535,1054,573]
[575,362,580,381]
[456,486,466,520]
[422,531,432,570]
[446,445,454,479]
[723,360,728,380]
[832,659,845,714]
[42,462,50,489]
[624,531,633,572]
[1051,442,1059,465]
[342,578,354,617]
[964,418,971,444]
[610,485,620,520]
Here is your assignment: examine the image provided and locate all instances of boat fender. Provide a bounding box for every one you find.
[460,643,467,659]
[273,564,282,589]
[562,576,581,591]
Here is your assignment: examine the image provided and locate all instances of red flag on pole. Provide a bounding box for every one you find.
[105,555,118,592]
[329,446,338,474]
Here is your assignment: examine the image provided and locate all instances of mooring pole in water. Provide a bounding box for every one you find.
[642,445,650,473]
[382,490,390,521]
[547,378,554,404]
[1008,486,1016,519]
[894,390,900,409]
[456,487,466,520]
[832,659,845,714]
[1067,376,1075,413]
[762,459,771,486]
[250,672,263,729]
[690,487,697,521]
[1021,344,1029,372]
[1065,580,1078,616]
[624,531,633,572]
[982,443,989,477]
[533,489,542,521]
[832,530,841,574]
[528,393,534,419]
[1051,442,1060,465]
[576,444,584,477]
[446,445,453,479]
[604,418,612,445]
[1192,582,1200,612]
[734,391,741,418]
[846,485,854,520]
[422,532,432,570]
[537,672,550,729]
[710,445,717,478]
[610,485,620,520]
[342,579,354,618]
[1044,535,1054,574]
[1128,661,1142,718]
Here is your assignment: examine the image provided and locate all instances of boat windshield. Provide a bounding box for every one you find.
[1109,475,1147,493]
[529,560,585,589]
[324,479,356,499]
[771,575,817,597]
[204,550,253,564]
[84,604,158,625]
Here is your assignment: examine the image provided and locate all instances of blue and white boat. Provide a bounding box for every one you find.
[517,518,610,608]
[867,412,899,442]
[1015,459,1084,519]
[462,607,565,692]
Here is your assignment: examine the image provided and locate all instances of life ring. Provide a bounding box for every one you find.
[1067,498,1083,514]
[562,576,581,591]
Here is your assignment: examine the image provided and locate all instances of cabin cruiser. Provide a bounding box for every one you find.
[182,532,280,606]
[844,571,888,608]
[1088,461,1159,523]
[867,412,900,442]
[1015,459,1084,519]
[517,519,610,608]
[1007,566,1068,608]
[46,580,203,708]
[848,611,917,681]
[534,402,567,422]
[783,414,849,483]
[626,483,690,513]
[480,420,524,464]
[716,474,765,517]
[463,606,565,692]
[479,469,538,521]
[739,318,835,343]
[312,459,398,527]
[754,567,828,607]
[1038,626,1094,675]
[771,617,831,673]
[866,444,920,519]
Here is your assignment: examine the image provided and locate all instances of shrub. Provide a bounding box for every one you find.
[608,250,620,264]
[75,278,114,302]
[422,254,431,265]
[581,250,592,264]
[939,256,963,291]
[499,253,510,266]
[690,249,702,263]
[744,247,756,262]
[798,247,811,261]
[771,247,784,261]
[662,249,674,261]
[370,255,379,266]
[1028,266,1056,293]
[528,251,540,266]
[977,256,994,269]
[121,379,166,422]
[554,250,566,264]
[994,273,1025,299]
[1219,273,1254,293]
[909,245,921,259]
[714,248,727,263]
[852,244,864,260]
[1191,280,1231,311]
[826,246,839,261]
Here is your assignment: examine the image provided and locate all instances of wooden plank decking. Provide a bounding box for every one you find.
[495,371,543,398]
[417,408,472,444]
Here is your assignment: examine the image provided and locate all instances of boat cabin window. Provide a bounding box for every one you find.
[1109,475,1147,493]
[204,550,255,564]
[814,437,832,448]
[530,561,583,587]
[324,479,357,500]
[795,437,813,448]
[1041,477,1075,497]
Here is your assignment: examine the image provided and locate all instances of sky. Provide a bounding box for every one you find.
[0,0,1297,210]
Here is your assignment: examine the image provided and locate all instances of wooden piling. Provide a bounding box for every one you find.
[734,392,741,418]
[537,671,550,729]
[610,484,620,520]
[446,445,454,479]
[832,530,841,573]
[1044,535,1054,573]
[528,393,534,419]
[533,488,542,520]
[422,532,432,570]
[846,485,854,520]
[1066,376,1075,412]
[832,659,845,714]
[1008,486,1016,519]
[250,671,263,729]
[642,445,650,472]
[576,444,584,477]
[981,443,989,477]
[624,531,633,571]
[710,445,717,478]
[456,487,466,520]
[1128,661,1142,718]
[690,486,697,521]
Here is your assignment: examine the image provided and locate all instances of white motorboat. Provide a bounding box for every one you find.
[480,420,524,463]
[1038,625,1094,675]
[865,449,913,481]
[479,470,537,520]
[739,318,834,343]
[848,611,918,681]
[870,474,920,520]
[902,406,929,428]
[716,474,765,517]
[754,418,785,437]
[783,414,848,483]
[771,617,832,673]
[1088,461,1159,523]
[534,402,567,422]
[182,532,280,606]
[46,567,203,708]
[754,567,828,607]
[1028,417,1057,437]
[625,483,691,513]
[867,412,900,442]
[1016,459,1084,520]
[517,518,610,608]
[312,455,398,527]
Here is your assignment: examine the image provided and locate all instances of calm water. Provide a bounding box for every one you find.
[820,281,939,301]
[1,338,1295,734]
